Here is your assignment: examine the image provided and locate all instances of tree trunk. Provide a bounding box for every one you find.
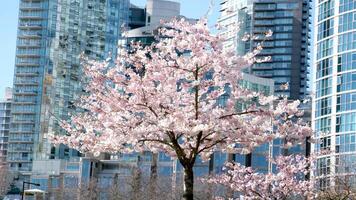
[226,153,235,199]
[183,166,194,200]
[131,167,141,200]
[149,153,158,199]
[207,154,215,200]
[131,155,142,200]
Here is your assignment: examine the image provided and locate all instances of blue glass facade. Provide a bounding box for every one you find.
[8,0,50,172]
[314,0,356,188]
[219,0,310,174]
[251,0,310,99]
[9,0,130,172]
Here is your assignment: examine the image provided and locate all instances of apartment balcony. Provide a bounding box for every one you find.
[16,53,40,58]
[0,128,10,132]
[17,42,41,48]
[11,120,35,124]
[252,65,273,70]
[8,138,34,143]
[9,129,34,134]
[20,2,43,10]
[11,110,36,114]
[254,14,275,19]
[14,91,38,96]
[12,100,37,105]
[18,22,42,30]
[19,13,43,20]
[15,62,40,67]
[254,5,276,11]
[18,32,42,39]
[13,81,39,86]
[15,72,39,77]
[7,148,33,153]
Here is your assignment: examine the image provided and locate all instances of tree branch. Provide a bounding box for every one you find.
[219,110,261,119]
[136,103,159,118]
[197,137,228,154]
[138,138,174,149]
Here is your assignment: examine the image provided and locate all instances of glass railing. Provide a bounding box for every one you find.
[19,22,42,28]
[9,137,34,142]
[20,2,42,9]
[19,11,43,18]
[16,49,41,55]
[16,59,41,65]
[18,41,41,46]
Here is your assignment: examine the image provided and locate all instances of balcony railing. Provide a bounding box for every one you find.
[9,137,34,142]
[19,11,43,19]
[20,2,43,10]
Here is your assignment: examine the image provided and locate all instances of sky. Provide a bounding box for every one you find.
[0,1,19,98]
[0,0,219,98]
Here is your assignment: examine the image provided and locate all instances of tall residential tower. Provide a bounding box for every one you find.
[313,0,356,188]
[218,0,311,173]
[9,0,129,174]
[219,0,311,99]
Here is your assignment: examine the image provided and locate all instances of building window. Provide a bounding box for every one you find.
[337,52,356,73]
[273,55,291,61]
[318,0,334,22]
[276,3,298,9]
[336,134,356,153]
[317,58,333,79]
[316,77,332,98]
[338,32,356,52]
[336,155,356,174]
[318,18,334,40]
[274,18,293,24]
[317,157,331,176]
[315,117,331,136]
[336,92,356,112]
[337,72,356,92]
[315,97,332,118]
[317,136,331,152]
[317,38,333,60]
[339,0,356,13]
[338,12,356,33]
[275,40,292,47]
[336,113,356,133]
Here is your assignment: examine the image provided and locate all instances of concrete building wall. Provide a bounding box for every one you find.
[146,0,180,27]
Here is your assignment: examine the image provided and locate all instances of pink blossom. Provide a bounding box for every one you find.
[48,18,313,200]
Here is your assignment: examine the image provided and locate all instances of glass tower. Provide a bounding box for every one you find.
[9,0,129,173]
[313,0,356,188]
[218,0,311,173]
[219,0,311,99]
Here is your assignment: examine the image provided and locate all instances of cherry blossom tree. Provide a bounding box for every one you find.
[50,18,312,200]
[207,155,316,199]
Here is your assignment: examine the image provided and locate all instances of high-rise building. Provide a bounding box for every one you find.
[219,0,311,99]
[313,0,356,189]
[0,88,12,166]
[218,0,311,174]
[218,0,253,55]
[9,0,130,174]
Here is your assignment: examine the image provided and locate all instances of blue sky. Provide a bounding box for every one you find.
[0,0,219,98]
[0,1,19,98]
